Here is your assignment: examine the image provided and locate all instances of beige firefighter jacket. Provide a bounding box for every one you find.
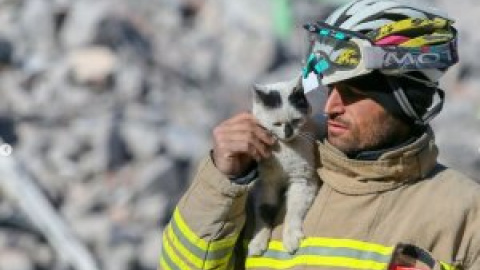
[159,130,480,270]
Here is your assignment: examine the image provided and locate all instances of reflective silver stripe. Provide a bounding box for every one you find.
[161,232,183,270]
[260,246,391,263]
[160,249,180,270]
[245,238,394,270]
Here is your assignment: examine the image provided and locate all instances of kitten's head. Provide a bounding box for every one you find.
[252,75,311,141]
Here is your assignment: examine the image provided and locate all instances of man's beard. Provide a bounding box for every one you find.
[327,113,411,156]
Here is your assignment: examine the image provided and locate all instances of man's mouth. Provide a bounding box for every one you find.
[327,119,349,134]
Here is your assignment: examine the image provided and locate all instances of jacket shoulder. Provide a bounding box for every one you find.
[418,164,480,213]
[429,164,480,196]
[428,166,480,267]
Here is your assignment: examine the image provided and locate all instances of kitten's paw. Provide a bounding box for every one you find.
[283,226,304,254]
[248,233,270,256]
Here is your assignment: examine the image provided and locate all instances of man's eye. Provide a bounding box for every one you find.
[349,87,367,96]
[338,84,367,99]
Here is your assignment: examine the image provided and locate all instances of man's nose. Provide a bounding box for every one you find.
[324,86,345,115]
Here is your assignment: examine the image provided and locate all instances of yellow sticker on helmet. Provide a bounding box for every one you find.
[399,31,454,47]
[371,17,450,41]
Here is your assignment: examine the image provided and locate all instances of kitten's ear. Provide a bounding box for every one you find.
[292,75,304,94]
[252,83,267,101]
[253,83,268,92]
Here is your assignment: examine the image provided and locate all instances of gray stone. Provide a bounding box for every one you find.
[133,157,176,198]
[0,249,34,270]
[132,194,169,224]
[67,46,117,89]
[121,120,164,161]
[19,0,56,60]
[164,124,209,160]
[138,231,162,269]
[29,244,54,270]
[103,244,135,270]
[70,214,110,246]
[59,0,113,49]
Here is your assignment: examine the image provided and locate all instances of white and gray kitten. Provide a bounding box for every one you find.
[249,75,319,255]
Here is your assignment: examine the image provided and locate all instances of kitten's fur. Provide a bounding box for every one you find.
[249,75,319,255]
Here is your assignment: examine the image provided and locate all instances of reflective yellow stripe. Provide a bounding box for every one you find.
[205,256,232,269]
[173,209,209,250]
[159,256,173,270]
[166,224,204,268]
[440,261,459,270]
[171,211,234,258]
[160,231,180,270]
[162,229,192,270]
[173,208,238,251]
[246,255,387,270]
[168,222,232,268]
[164,208,238,269]
[246,238,394,270]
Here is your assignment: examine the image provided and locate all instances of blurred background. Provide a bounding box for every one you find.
[0,0,478,269]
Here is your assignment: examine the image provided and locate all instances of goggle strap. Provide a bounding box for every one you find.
[306,21,372,41]
[363,41,458,71]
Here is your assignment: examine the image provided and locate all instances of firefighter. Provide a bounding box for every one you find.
[159,0,479,269]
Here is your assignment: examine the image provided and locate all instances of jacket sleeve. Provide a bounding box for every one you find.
[158,155,254,270]
[467,255,480,270]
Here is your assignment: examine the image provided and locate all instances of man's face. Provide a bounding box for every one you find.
[324,83,410,155]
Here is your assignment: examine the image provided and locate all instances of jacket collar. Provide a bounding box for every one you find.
[317,128,438,195]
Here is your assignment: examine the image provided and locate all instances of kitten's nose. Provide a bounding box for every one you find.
[284,124,293,139]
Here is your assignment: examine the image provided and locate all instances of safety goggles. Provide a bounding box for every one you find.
[302,21,459,86]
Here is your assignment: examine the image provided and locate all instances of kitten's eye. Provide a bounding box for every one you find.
[273,122,282,127]
[291,119,302,126]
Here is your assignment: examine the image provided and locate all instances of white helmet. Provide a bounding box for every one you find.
[303,0,459,125]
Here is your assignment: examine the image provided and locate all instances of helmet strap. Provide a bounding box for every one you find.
[386,77,445,126]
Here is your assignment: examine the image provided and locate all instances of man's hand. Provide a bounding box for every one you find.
[212,112,276,178]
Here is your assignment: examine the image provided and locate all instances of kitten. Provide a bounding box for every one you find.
[248,75,319,255]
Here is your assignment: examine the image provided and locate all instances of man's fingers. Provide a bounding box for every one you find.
[214,122,274,157]
[221,121,276,146]
[212,112,277,167]
[222,112,255,125]
[211,112,277,176]
[220,137,270,159]
[215,138,267,161]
